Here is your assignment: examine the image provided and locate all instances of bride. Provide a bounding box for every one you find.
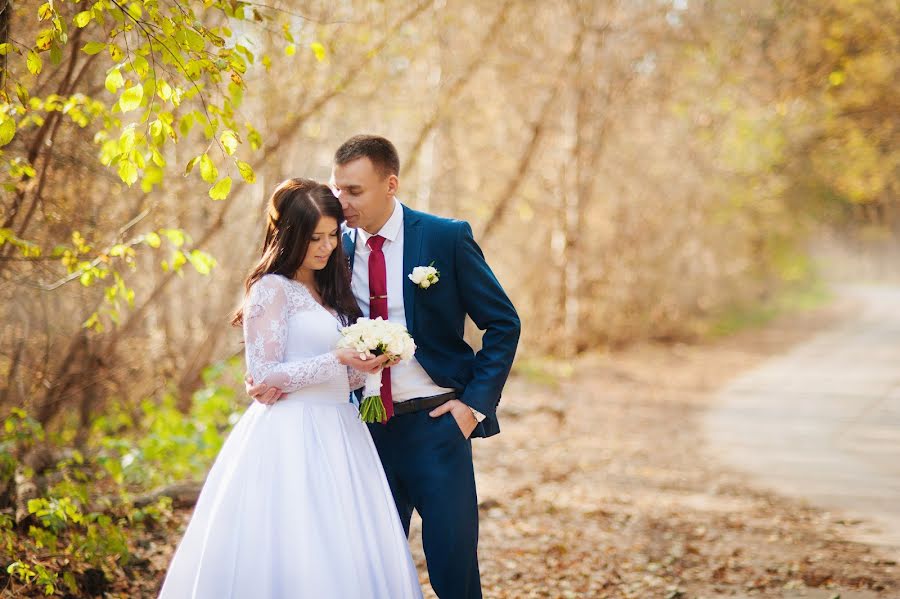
[158,178,423,598]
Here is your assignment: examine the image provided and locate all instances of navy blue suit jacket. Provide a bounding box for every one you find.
[343,205,520,438]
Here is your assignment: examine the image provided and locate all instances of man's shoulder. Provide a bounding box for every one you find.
[402,204,469,233]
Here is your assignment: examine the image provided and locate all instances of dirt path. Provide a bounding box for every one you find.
[408,297,898,598]
[707,286,900,556]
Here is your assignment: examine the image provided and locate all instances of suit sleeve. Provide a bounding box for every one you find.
[454,222,521,420]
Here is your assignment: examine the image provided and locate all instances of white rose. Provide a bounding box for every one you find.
[386,339,403,357]
[408,267,427,285]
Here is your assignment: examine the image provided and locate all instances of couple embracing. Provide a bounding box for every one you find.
[159,135,521,598]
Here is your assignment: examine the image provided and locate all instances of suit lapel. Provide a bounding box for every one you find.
[342,228,356,273]
[402,205,423,334]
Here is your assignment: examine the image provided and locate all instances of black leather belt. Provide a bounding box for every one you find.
[393,391,457,416]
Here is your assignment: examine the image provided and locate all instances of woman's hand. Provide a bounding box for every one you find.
[244,373,282,406]
[333,348,389,373]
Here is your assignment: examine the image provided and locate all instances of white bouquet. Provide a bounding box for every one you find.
[337,317,417,423]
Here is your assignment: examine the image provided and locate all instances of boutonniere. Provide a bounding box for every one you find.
[408,263,440,289]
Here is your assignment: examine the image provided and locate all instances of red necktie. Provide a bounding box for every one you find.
[366,235,393,421]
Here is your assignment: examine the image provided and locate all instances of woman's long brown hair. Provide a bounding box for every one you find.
[232,178,361,327]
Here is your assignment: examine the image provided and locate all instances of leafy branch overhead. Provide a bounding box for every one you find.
[0,0,330,331]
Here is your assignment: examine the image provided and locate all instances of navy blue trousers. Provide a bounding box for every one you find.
[368,409,482,599]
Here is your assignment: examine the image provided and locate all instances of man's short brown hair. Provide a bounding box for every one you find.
[334,135,400,179]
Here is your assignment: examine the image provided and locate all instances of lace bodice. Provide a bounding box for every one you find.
[244,274,365,393]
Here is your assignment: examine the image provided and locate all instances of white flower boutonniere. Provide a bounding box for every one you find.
[408,263,440,289]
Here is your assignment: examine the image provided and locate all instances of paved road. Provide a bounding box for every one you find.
[706,286,900,555]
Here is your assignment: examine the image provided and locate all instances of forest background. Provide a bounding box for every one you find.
[0,0,897,596]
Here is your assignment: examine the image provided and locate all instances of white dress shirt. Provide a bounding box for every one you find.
[351,200,456,403]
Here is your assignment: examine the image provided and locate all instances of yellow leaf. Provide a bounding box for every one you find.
[285,44,296,57]
[26,51,43,75]
[157,80,173,101]
[81,42,106,55]
[118,160,138,186]
[144,232,161,248]
[74,11,92,28]
[15,83,29,105]
[108,43,124,61]
[119,84,143,112]
[209,177,232,200]
[37,3,53,21]
[35,29,54,51]
[237,160,256,183]
[0,115,16,147]
[105,68,124,93]
[310,42,326,62]
[199,153,218,183]
[220,130,239,155]
[184,155,201,176]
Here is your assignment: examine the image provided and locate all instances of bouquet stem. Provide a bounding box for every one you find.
[358,372,387,423]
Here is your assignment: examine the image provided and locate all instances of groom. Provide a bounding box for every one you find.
[255,135,519,598]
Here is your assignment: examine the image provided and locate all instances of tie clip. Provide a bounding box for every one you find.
[370,294,388,300]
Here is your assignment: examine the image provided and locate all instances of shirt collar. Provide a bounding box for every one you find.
[357,199,403,245]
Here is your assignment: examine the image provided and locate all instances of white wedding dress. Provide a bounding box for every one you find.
[159,274,422,598]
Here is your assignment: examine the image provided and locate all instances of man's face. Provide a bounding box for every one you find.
[331,157,397,233]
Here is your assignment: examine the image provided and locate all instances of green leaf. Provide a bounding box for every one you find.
[119,84,143,112]
[105,68,124,93]
[199,153,217,183]
[26,51,43,75]
[118,160,138,186]
[219,130,239,155]
[209,176,232,200]
[81,41,106,55]
[0,115,16,148]
[237,160,256,183]
[310,42,326,62]
[74,11,92,28]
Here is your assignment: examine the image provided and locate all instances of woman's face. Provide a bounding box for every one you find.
[301,216,340,271]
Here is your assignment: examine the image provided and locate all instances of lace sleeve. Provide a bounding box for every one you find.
[243,275,344,392]
[348,367,367,391]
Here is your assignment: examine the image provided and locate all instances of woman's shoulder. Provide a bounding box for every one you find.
[247,273,292,304]
[249,273,320,313]
[254,272,290,286]
[249,273,290,293]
